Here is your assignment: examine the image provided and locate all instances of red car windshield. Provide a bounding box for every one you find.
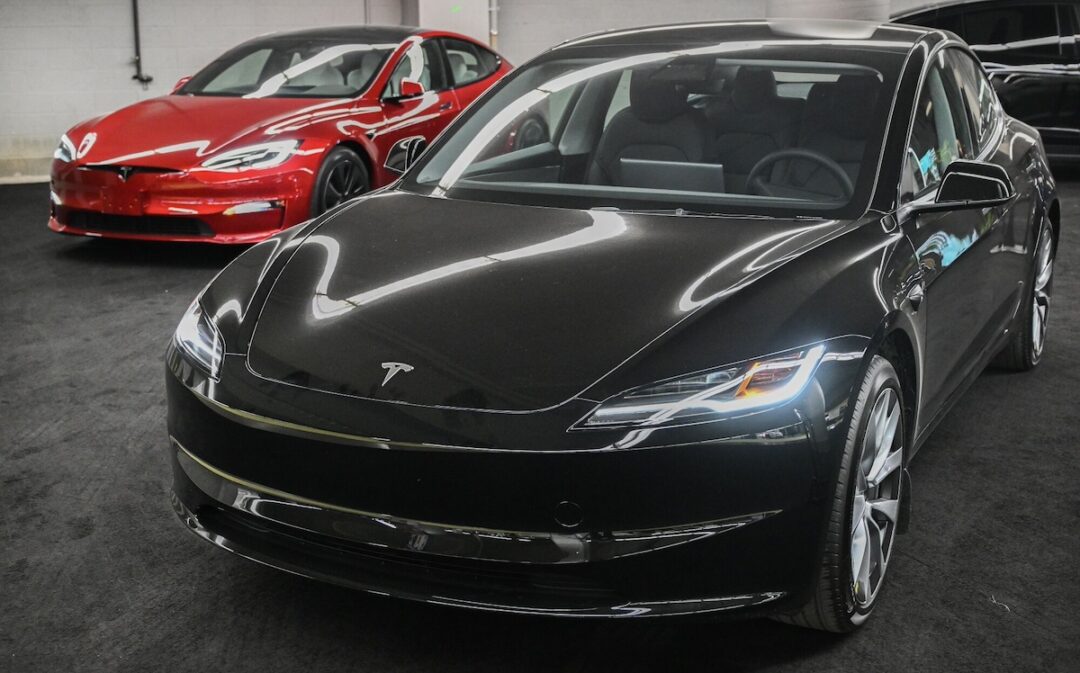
[180,37,396,99]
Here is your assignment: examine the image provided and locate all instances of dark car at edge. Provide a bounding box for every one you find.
[165,19,1059,632]
[894,0,1080,165]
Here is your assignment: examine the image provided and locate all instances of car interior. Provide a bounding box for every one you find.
[191,43,394,98]
[442,56,886,210]
[448,52,478,84]
[385,43,435,97]
[282,47,395,96]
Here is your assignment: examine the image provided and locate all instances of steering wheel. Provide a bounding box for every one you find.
[745,148,854,201]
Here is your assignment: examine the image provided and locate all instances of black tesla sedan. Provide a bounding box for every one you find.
[166,19,1059,632]
[894,0,1080,164]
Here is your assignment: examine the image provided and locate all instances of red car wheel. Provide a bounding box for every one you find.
[311,147,370,217]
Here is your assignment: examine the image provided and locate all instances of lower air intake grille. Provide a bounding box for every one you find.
[56,207,211,237]
[199,504,618,605]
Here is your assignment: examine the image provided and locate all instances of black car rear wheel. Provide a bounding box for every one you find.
[777,355,905,632]
[311,147,370,217]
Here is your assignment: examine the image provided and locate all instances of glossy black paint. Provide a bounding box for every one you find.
[167,20,1058,618]
[895,0,1080,163]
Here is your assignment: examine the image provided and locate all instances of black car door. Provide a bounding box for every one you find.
[944,48,1029,323]
[897,53,1004,416]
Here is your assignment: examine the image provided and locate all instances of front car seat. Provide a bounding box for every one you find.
[710,67,803,193]
[346,51,385,92]
[781,74,882,197]
[448,52,474,83]
[290,62,345,89]
[589,69,709,185]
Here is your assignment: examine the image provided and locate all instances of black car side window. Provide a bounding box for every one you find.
[944,49,1000,155]
[442,38,499,87]
[902,55,975,201]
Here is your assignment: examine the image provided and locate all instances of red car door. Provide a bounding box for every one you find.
[376,38,459,179]
[439,37,511,115]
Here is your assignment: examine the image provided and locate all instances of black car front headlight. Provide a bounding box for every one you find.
[577,344,826,429]
[54,133,76,163]
[174,301,224,378]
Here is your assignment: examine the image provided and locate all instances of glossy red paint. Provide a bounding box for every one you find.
[48,28,511,244]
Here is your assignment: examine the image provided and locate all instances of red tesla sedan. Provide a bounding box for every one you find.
[48,26,511,244]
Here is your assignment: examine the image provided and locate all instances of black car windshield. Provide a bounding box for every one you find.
[179,37,397,99]
[406,41,903,218]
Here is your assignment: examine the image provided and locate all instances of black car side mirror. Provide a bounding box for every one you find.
[918,160,1014,213]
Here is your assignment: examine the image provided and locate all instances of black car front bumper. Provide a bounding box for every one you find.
[166,346,863,618]
[171,440,799,617]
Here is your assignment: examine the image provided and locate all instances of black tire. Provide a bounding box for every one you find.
[776,355,905,633]
[311,146,370,217]
[993,217,1054,372]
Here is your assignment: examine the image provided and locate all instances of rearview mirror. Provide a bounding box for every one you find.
[920,160,1014,213]
[172,76,192,94]
[386,78,423,102]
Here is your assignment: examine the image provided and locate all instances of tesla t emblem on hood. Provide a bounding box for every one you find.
[380,362,414,387]
[117,166,134,182]
[77,133,96,159]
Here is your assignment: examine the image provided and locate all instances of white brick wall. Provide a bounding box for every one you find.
[494,0,927,66]
[0,0,401,178]
[766,0,889,21]
[494,0,769,65]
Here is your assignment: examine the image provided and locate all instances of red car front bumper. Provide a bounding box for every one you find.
[48,159,318,244]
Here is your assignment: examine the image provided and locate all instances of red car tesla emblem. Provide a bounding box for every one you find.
[77,133,96,158]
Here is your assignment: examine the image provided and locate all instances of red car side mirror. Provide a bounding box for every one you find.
[399,78,425,99]
[172,76,192,94]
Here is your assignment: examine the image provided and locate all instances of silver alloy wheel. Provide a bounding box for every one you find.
[1031,225,1054,359]
[851,386,903,608]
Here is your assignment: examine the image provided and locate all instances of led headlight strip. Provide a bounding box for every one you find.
[174,301,224,378]
[54,134,76,163]
[580,344,827,428]
[199,140,300,171]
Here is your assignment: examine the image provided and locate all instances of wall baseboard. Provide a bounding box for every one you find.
[0,174,49,185]
[0,156,51,182]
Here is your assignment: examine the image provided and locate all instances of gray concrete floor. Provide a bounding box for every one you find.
[2,181,1078,673]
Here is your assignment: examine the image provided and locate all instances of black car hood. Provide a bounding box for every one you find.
[246,191,854,411]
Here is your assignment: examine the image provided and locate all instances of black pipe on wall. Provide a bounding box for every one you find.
[131,0,153,86]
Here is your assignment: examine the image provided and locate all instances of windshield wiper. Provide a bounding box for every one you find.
[590,206,719,216]
[590,206,827,220]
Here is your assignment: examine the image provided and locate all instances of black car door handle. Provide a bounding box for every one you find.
[439,102,452,111]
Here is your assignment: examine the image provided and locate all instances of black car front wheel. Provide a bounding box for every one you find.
[311,147,370,217]
[779,355,905,632]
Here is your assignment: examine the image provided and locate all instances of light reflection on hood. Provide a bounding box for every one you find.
[305,209,628,320]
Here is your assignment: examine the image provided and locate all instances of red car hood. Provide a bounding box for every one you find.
[69,95,365,169]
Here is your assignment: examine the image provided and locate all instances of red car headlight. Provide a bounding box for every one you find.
[199,140,300,171]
